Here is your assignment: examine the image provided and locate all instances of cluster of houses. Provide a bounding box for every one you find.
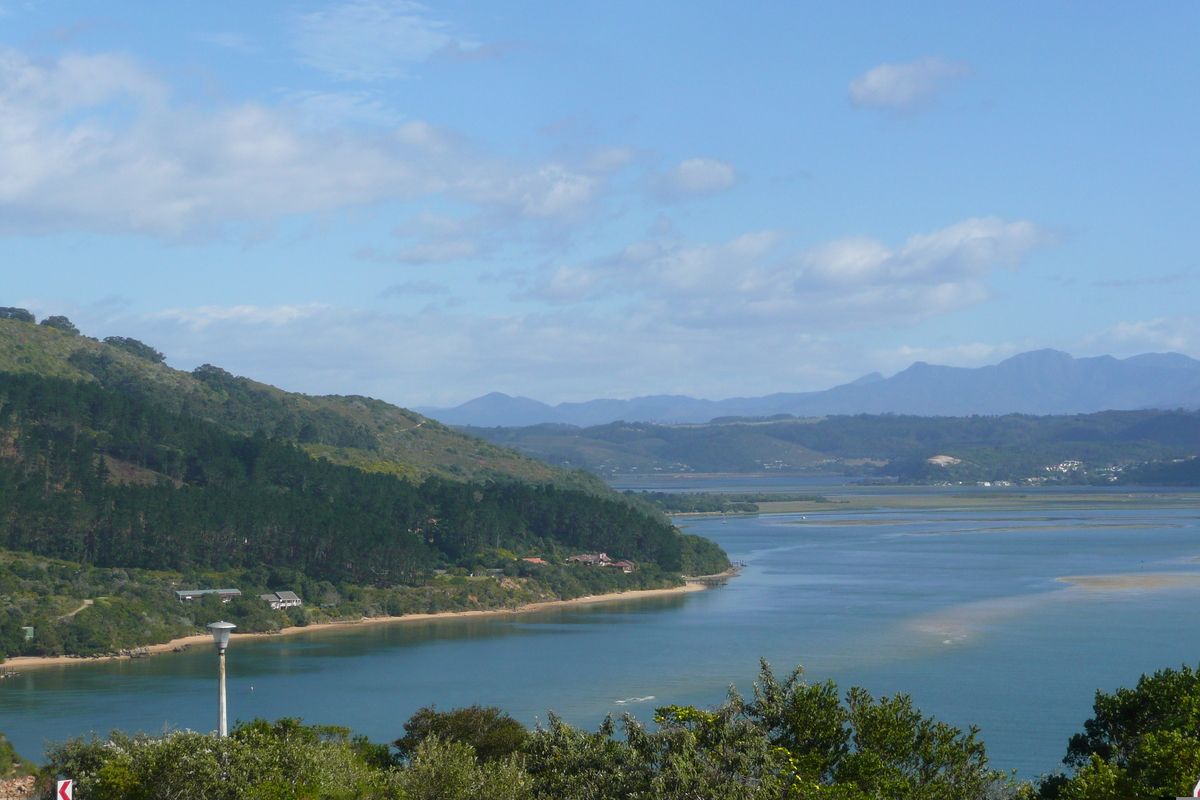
[519,553,636,573]
[175,555,640,606]
[174,588,242,603]
[565,552,636,573]
[175,587,303,610]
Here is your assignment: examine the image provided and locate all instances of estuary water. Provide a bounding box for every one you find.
[5,485,1200,779]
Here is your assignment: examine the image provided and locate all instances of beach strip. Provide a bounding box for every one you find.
[3,581,714,671]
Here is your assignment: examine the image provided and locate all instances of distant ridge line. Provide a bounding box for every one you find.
[416,349,1200,427]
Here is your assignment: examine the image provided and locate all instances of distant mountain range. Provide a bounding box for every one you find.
[417,350,1200,427]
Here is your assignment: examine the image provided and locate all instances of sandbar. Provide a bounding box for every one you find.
[1057,574,1200,590]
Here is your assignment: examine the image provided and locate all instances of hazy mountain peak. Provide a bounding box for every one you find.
[420,349,1200,427]
[848,372,885,386]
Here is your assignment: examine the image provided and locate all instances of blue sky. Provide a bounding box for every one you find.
[3,1,1199,406]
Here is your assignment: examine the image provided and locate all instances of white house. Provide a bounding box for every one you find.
[259,591,303,610]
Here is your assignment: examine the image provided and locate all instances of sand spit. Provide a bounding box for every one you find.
[1056,574,1200,591]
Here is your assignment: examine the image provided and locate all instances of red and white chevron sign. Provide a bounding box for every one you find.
[56,779,73,800]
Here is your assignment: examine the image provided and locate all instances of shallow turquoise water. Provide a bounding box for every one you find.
[5,492,1200,780]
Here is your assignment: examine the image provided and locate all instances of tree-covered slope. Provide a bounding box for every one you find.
[0,371,727,588]
[0,316,608,491]
[465,411,1200,482]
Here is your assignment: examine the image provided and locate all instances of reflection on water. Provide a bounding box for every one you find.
[5,485,1200,780]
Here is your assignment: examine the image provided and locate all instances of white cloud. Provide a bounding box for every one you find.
[849,56,971,113]
[293,0,480,81]
[1079,316,1200,355]
[524,216,1056,328]
[651,158,738,201]
[70,301,1199,409]
[0,48,610,236]
[102,302,864,405]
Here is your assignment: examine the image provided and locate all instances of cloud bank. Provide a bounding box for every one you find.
[0,48,611,236]
[527,216,1055,329]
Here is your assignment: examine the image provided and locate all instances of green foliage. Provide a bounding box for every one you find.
[29,658,1037,800]
[395,706,528,764]
[0,372,725,592]
[629,491,830,514]
[1043,663,1200,798]
[0,317,668,492]
[1122,456,1200,485]
[392,736,531,800]
[522,660,1014,799]
[733,660,1008,799]
[0,544,693,659]
[469,411,1200,483]
[101,337,165,364]
[0,308,34,324]
[0,733,36,778]
[38,316,79,335]
[629,491,760,513]
[468,420,821,475]
[42,718,387,800]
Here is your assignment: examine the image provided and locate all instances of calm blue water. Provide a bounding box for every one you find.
[609,474,863,491]
[5,490,1200,780]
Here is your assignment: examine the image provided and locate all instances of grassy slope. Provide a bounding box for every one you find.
[0,319,610,494]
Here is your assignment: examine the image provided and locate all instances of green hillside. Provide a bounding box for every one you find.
[0,316,606,491]
[0,369,728,659]
[464,411,1200,484]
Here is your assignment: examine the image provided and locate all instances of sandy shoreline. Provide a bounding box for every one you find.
[3,580,717,671]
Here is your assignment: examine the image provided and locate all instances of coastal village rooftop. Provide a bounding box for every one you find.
[259,591,303,610]
[174,588,242,603]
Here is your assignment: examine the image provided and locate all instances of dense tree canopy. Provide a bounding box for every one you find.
[38,315,78,335]
[0,308,34,324]
[0,372,728,587]
[101,336,165,364]
[1040,663,1200,798]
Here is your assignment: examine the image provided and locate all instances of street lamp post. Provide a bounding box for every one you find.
[207,621,236,737]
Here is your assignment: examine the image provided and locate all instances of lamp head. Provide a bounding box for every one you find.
[207,620,236,651]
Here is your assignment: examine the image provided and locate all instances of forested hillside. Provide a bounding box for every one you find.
[0,372,725,582]
[0,370,727,659]
[465,411,1200,483]
[0,316,605,489]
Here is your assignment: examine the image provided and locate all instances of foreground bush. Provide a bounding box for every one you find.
[1039,663,1200,799]
[43,719,387,800]
[36,660,1035,799]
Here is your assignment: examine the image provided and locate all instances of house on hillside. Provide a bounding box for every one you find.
[566,552,610,566]
[609,560,636,573]
[175,589,242,603]
[260,591,303,610]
